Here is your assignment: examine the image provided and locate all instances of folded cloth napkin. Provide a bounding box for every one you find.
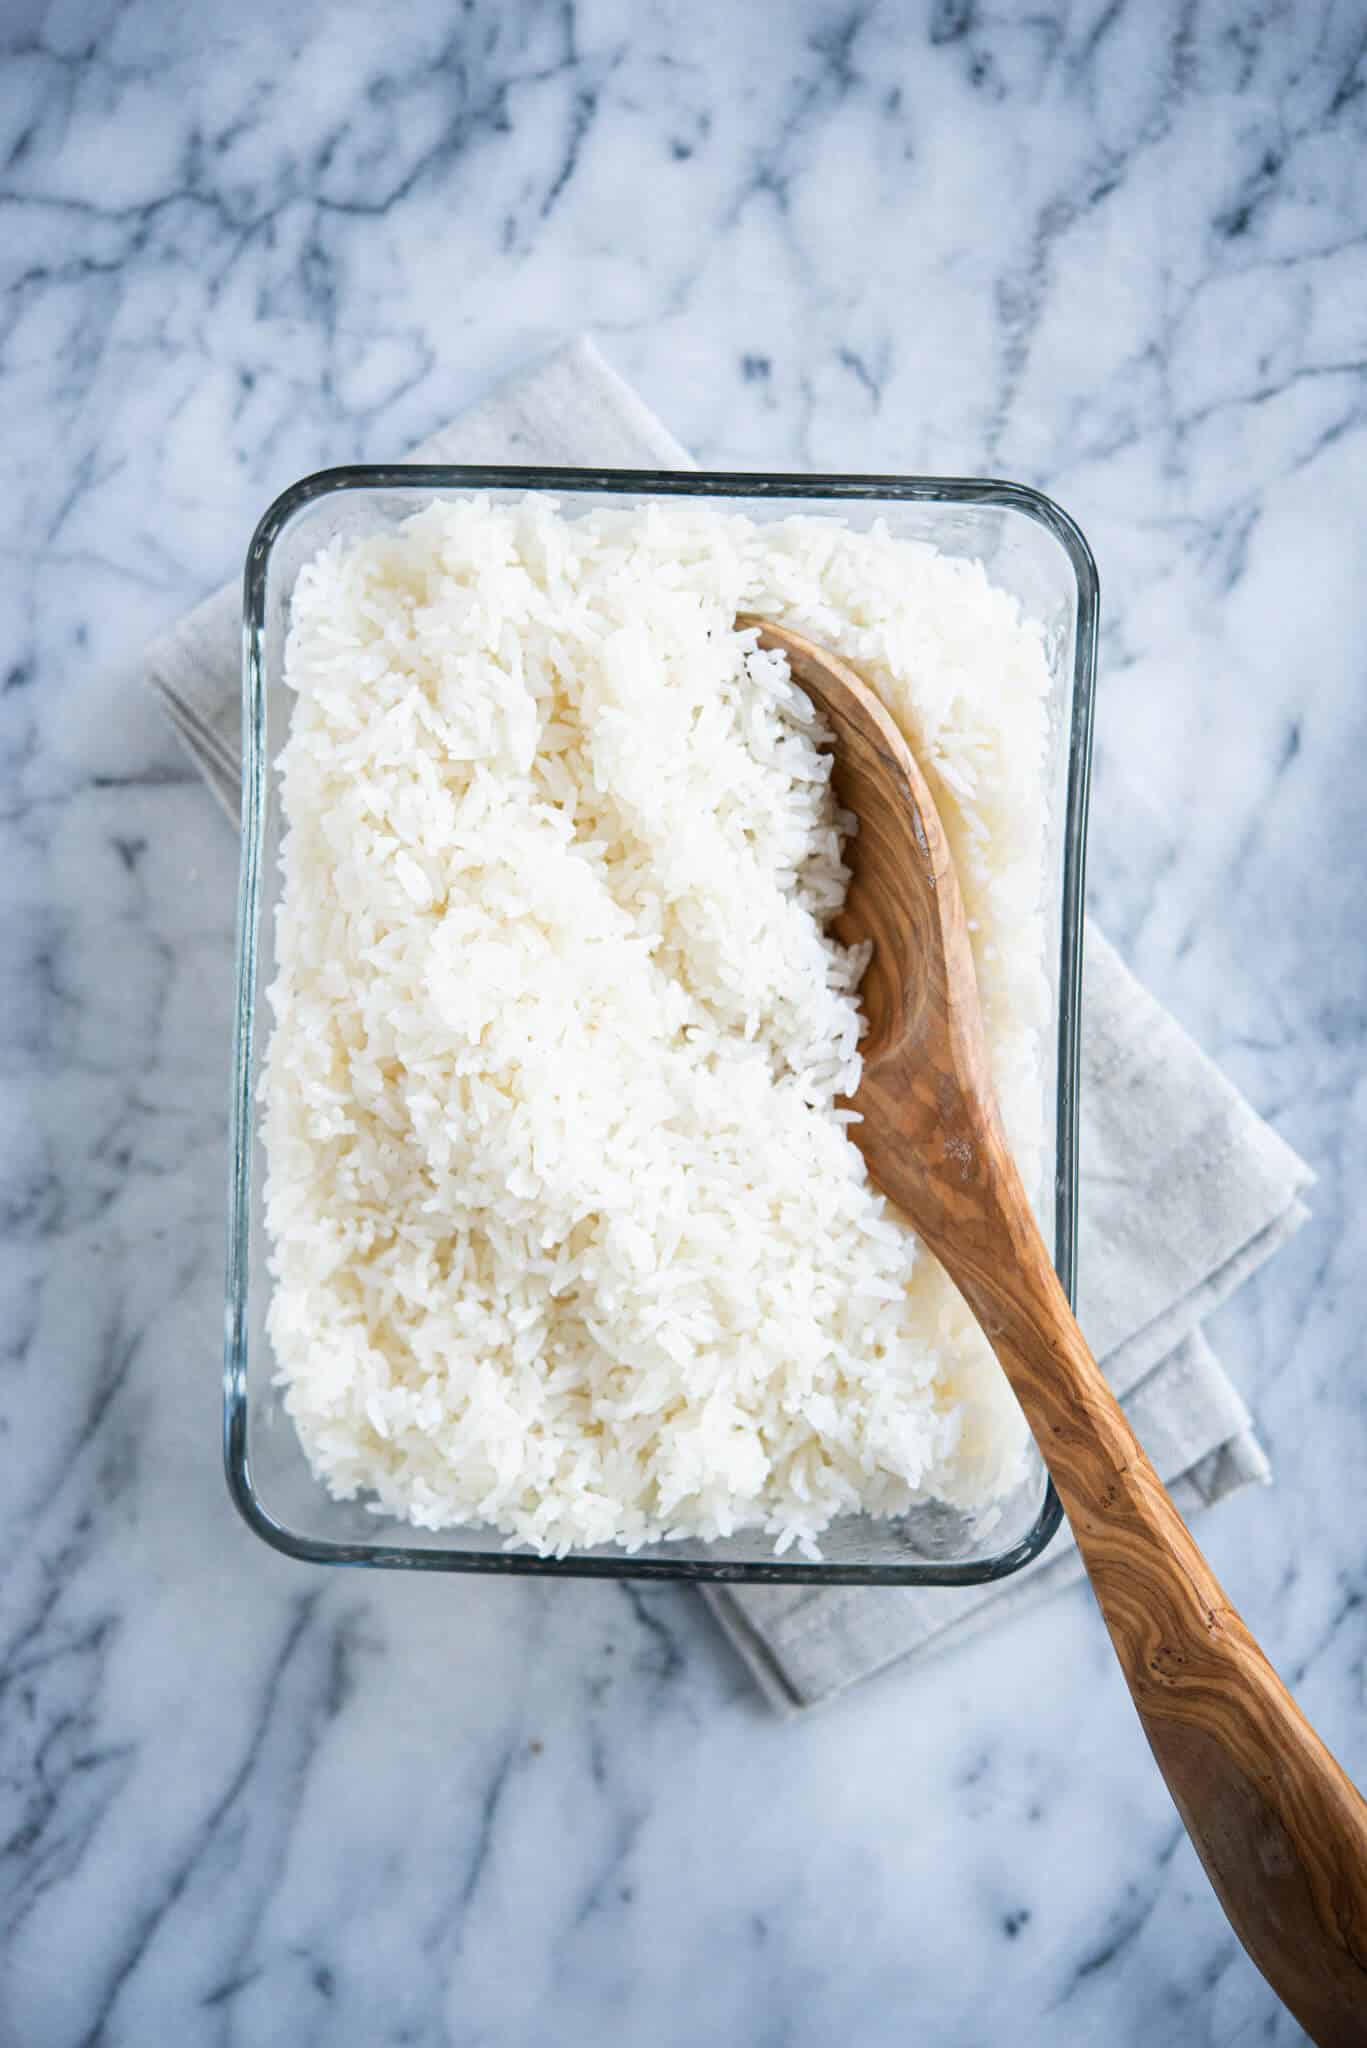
[148,338,1314,1713]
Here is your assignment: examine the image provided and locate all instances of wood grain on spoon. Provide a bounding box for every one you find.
[739,613,1367,2048]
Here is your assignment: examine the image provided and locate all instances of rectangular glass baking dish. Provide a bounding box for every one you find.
[226,467,1097,1584]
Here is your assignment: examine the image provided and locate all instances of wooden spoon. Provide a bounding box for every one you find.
[740,614,1367,2047]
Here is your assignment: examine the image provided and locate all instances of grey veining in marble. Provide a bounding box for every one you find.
[2,3,1364,2043]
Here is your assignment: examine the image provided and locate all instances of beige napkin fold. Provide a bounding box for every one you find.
[147,338,1313,1713]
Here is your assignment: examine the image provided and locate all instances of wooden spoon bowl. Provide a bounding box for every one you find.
[739,613,1367,2048]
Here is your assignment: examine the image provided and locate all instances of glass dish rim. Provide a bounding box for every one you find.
[226,463,1098,1585]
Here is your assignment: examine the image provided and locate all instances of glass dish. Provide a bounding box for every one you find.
[227,467,1097,1584]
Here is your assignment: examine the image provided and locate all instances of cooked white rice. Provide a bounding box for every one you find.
[263,497,1051,1556]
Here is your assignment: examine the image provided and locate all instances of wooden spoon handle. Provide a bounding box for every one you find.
[929,1146,1367,2046]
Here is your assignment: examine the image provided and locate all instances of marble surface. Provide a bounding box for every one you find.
[3,1,1365,2041]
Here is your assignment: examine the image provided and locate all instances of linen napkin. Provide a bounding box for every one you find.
[147,338,1313,1713]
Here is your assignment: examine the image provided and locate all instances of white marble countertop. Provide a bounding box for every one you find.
[4,4,1365,2042]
